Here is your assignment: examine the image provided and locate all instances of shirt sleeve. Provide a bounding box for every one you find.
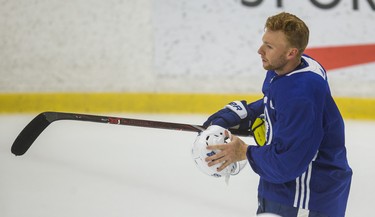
[247,97,324,184]
[247,98,264,123]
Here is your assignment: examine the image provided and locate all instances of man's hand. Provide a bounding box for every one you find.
[203,100,252,130]
[205,131,248,172]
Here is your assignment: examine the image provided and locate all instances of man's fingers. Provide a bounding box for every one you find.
[205,133,236,171]
[217,161,231,172]
[206,151,225,165]
[206,144,225,150]
[225,130,232,140]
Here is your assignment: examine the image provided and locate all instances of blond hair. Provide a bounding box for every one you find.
[265,12,309,55]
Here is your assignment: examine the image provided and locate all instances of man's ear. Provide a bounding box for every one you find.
[287,47,299,59]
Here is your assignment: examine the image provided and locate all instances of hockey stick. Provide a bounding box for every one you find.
[11,111,253,156]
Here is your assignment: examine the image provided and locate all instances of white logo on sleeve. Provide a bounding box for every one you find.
[225,101,247,119]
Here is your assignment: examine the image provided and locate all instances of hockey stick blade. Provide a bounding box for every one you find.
[11,113,52,156]
[11,111,253,156]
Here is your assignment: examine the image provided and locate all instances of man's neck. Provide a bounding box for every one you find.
[275,58,302,76]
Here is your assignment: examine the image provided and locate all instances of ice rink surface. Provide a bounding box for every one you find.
[1,113,374,217]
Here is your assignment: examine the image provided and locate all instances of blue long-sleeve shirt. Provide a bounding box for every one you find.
[247,55,352,217]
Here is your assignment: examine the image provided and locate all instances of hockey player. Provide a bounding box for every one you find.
[203,12,352,217]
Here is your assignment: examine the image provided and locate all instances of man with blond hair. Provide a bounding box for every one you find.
[203,12,352,217]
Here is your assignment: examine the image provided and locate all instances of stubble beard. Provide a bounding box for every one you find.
[263,54,288,73]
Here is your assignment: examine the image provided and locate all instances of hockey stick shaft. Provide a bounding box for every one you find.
[11,111,253,156]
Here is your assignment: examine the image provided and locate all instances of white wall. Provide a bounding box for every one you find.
[0,0,154,93]
[1,0,374,97]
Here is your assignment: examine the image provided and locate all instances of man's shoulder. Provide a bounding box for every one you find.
[287,55,327,80]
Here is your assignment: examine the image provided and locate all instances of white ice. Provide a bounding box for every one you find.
[0,114,374,217]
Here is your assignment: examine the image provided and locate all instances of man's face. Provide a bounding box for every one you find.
[258,29,292,73]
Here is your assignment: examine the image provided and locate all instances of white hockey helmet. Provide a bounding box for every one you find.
[192,125,242,178]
